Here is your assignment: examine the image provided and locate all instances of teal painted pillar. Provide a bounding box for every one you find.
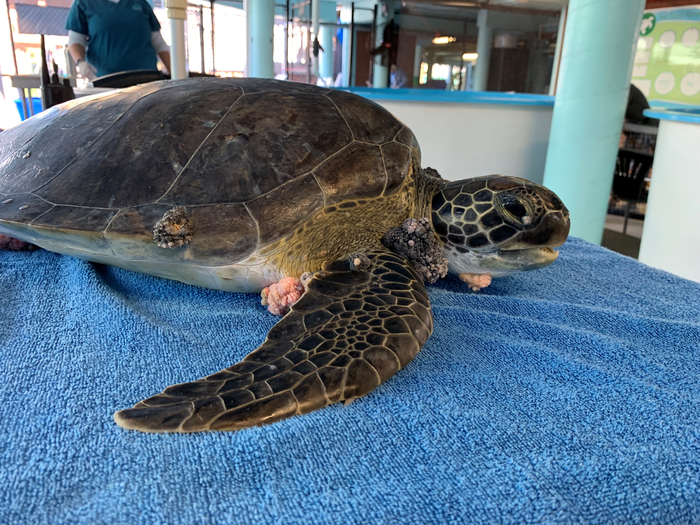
[341,27,352,86]
[548,6,567,96]
[542,0,645,244]
[473,10,491,92]
[319,1,337,83]
[319,26,334,81]
[245,0,274,78]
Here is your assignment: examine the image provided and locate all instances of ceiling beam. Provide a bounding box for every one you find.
[402,0,561,17]
[645,0,700,7]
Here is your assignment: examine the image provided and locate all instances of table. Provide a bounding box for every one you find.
[1,237,699,524]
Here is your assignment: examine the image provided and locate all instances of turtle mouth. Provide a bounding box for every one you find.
[478,246,559,272]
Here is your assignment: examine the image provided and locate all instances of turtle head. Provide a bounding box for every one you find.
[430,175,570,277]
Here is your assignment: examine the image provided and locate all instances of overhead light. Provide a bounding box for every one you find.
[432,36,456,45]
[462,53,478,61]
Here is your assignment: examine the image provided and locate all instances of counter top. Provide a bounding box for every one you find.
[644,107,700,124]
[339,87,555,106]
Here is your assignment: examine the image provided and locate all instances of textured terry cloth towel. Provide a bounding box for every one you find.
[1,237,700,525]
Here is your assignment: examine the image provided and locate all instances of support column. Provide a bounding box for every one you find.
[341,26,351,86]
[339,5,353,87]
[413,43,424,87]
[166,0,188,79]
[318,1,336,85]
[542,0,645,244]
[548,6,567,96]
[311,0,320,79]
[245,0,275,79]
[319,25,334,83]
[473,10,491,92]
[372,0,391,88]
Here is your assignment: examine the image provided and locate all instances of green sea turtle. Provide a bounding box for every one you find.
[0,78,569,433]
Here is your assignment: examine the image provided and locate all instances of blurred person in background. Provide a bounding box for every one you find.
[619,84,659,149]
[66,0,171,80]
[625,83,656,126]
[390,64,407,89]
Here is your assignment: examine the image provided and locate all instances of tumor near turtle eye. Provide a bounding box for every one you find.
[498,194,532,226]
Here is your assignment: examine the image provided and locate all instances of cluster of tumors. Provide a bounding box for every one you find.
[0,234,33,251]
[261,254,372,316]
[381,217,448,284]
[152,207,194,249]
[261,277,306,316]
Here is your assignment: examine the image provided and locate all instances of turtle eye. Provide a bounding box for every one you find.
[497,194,532,226]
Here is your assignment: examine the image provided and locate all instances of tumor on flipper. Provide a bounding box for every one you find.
[261,276,306,316]
[382,217,448,284]
[0,234,34,251]
[458,273,492,292]
[153,206,194,249]
[300,271,315,287]
[423,167,443,180]
[348,252,371,271]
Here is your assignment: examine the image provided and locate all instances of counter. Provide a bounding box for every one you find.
[638,107,700,282]
[342,88,555,184]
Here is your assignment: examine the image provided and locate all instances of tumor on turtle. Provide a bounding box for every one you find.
[0,77,570,433]
[153,207,194,248]
[260,276,306,316]
[382,217,448,284]
[0,234,33,251]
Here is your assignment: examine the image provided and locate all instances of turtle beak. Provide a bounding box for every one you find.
[479,246,559,272]
[478,208,568,273]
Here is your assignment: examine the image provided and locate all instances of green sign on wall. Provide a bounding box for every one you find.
[640,13,656,36]
[632,7,700,105]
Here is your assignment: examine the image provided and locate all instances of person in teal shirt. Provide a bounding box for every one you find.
[66,0,171,79]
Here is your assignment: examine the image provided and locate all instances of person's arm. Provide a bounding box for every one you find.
[67,30,97,79]
[158,51,171,74]
[68,44,85,63]
[151,31,170,74]
[146,1,170,74]
[66,0,87,60]
[66,2,97,79]
[397,69,407,88]
[67,30,87,62]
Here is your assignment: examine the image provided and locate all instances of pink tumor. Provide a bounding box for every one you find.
[261,277,306,316]
[0,234,33,251]
[458,273,492,292]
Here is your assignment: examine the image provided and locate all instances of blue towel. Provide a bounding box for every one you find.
[1,237,699,524]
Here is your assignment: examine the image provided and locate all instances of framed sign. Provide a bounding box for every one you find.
[632,7,700,104]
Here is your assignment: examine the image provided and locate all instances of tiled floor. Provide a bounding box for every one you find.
[602,214,644,259]
[604,214,643,239]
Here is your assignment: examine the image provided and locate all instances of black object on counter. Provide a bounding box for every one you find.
[40,34,75,111]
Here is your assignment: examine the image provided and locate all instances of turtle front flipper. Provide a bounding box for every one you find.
[114,247,433,433]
